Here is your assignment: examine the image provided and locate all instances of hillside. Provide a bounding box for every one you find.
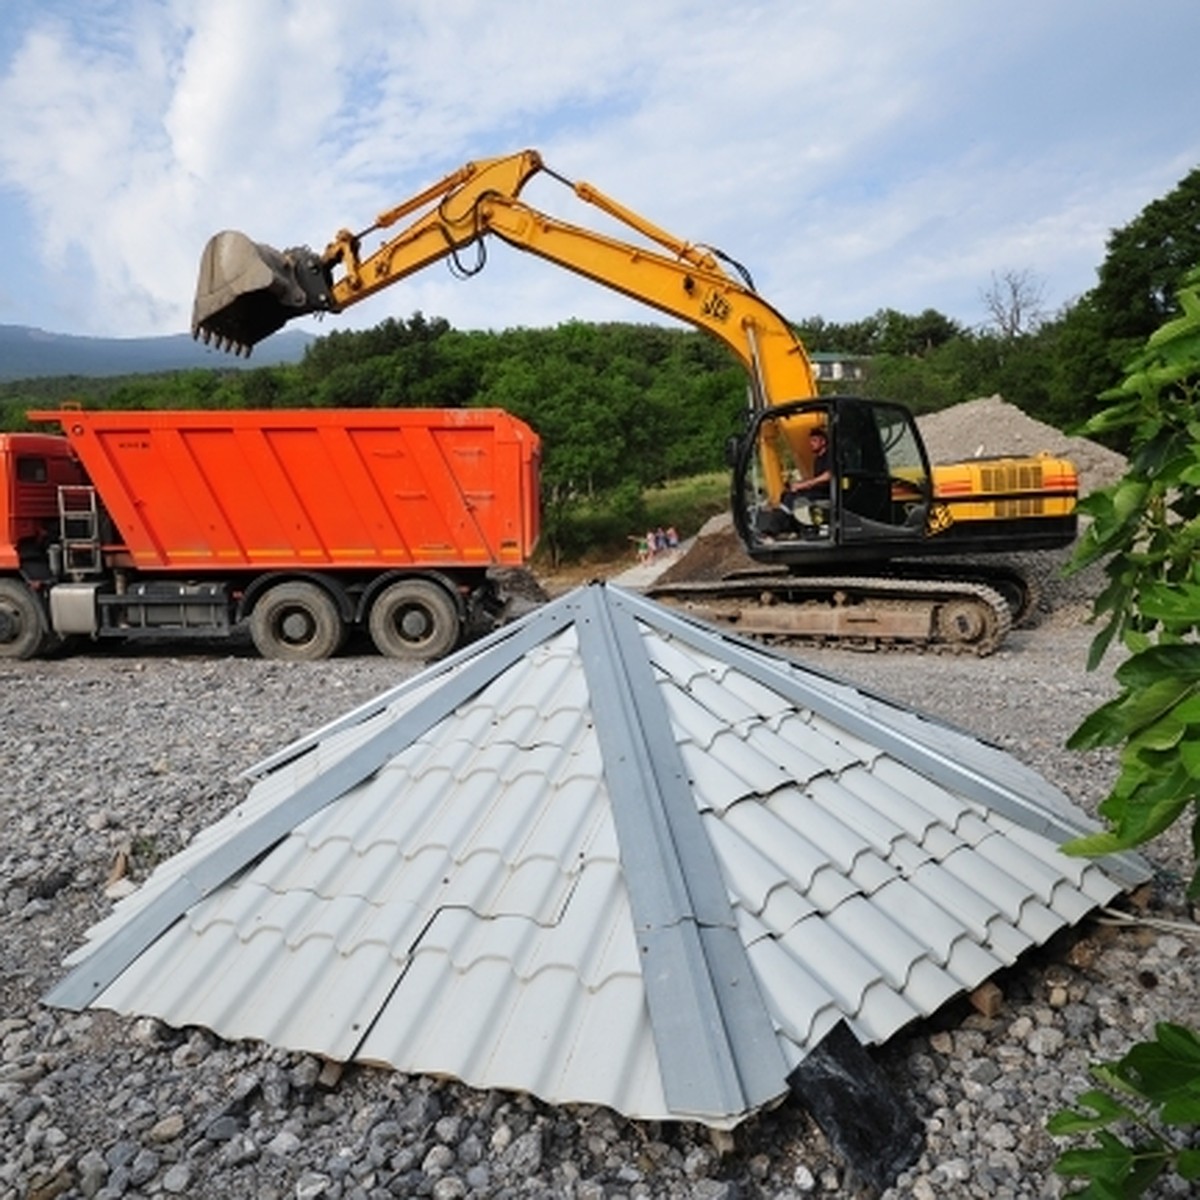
[0,324,312,380]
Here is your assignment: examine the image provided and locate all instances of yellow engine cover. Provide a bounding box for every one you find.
[931,453,1078,523]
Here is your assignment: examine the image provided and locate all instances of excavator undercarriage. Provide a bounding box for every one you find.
[647,573,1014,656]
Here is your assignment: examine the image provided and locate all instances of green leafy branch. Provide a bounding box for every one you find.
[1049,1023,1200,1196]
[1062,265,1200,896]
[1050,266,1200,1196]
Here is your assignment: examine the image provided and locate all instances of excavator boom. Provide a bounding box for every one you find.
[194,151,547,356]
[191,149,816,415]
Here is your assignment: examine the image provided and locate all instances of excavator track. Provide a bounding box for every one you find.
[646,574,1013,655]
[888,559,1042,628]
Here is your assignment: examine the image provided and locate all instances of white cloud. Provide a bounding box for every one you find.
[0,0,1196,338]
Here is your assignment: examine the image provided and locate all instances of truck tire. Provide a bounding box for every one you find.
[250,581,344,662]
[0,579,49,660]
[369,579,460,661]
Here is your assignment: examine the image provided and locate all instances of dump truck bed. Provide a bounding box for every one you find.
[29,409,540,572]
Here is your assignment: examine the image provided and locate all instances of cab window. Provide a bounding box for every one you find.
[16,456,48,484]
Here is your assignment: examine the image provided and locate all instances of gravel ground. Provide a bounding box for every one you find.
[1,400,1195,1200]
[2,603,1196,1200]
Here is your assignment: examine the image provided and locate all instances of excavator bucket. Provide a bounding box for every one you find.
[192,231,334,356]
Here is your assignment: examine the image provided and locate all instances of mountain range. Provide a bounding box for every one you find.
[0,324,312,381]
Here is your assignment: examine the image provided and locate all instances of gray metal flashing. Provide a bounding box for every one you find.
[608,587,1150,886]
[45,607,571,1011]
[572,587,788,1118]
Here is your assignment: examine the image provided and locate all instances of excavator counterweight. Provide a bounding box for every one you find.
[192,231,333,355]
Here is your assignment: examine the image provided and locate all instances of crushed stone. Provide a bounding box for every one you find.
[2,402,1195,1200]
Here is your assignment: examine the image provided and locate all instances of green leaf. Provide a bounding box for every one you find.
[1097,776,1190,846]
[1126,710,1188,752]
[1061,830,1131,858]
[1086,615,1123,672]
[1125,1152,1170,1195]
[1178,1148,1200,1180]
[1167,694,1200,724]
[1111,478,1151,523]
[1161,1095,1200,1124]
[1137,581,1200,624]
[1048,1090,1137,1134]
[1068,700,1127,749]
[1067,678,1199,749]
[1150,1022,1200,1069]
[1054,1139,1133,1179]
[1114,644,1200,688]
[1076,398,1146,436]
[1121,628,1154,656]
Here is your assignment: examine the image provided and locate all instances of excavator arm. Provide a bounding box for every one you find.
[193,150,818,495]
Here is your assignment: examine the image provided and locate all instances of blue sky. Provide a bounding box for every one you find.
[0,0,1197,345]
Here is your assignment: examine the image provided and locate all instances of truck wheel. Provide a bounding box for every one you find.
[250,581,344,662]
[0,580,49,660]
[369,579,460,660]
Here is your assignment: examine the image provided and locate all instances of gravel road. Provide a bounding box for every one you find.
[2,595,1195,1200]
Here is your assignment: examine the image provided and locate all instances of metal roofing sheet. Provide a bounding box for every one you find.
[47,584,1150,1129]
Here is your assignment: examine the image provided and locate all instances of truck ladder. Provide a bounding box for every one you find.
[57,485,103,575]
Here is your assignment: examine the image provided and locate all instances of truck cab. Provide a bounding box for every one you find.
[0,433,86,576]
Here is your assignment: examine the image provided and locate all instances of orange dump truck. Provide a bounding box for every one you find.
[0,408,540,661]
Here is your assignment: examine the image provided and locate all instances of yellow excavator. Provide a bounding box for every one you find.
[193,149,1078,653]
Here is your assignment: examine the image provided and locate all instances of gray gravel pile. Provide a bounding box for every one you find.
[915,394,1128,497]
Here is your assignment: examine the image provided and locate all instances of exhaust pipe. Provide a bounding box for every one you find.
[192,231,336,356]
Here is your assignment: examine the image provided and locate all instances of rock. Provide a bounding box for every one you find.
[75,1151,107,1198]
[161,1162,192,1194]
[148,1112,185,1143]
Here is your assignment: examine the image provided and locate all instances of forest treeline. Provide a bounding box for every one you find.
[3,165,1197,560]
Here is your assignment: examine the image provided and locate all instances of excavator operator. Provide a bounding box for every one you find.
[778,425,832,536]
[784,427,831,505]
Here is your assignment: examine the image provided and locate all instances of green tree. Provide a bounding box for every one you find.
[299,313,453,380]
[1050,165,1200,430]
[796,308,961,358]
[1094,166,1200,347]
[1049,265,1200,1197]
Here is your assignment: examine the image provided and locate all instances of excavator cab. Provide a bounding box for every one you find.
[732,397,933,567]
[192,232,335,356]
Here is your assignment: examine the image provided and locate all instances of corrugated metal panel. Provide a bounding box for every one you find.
[47,584,1150,1129]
